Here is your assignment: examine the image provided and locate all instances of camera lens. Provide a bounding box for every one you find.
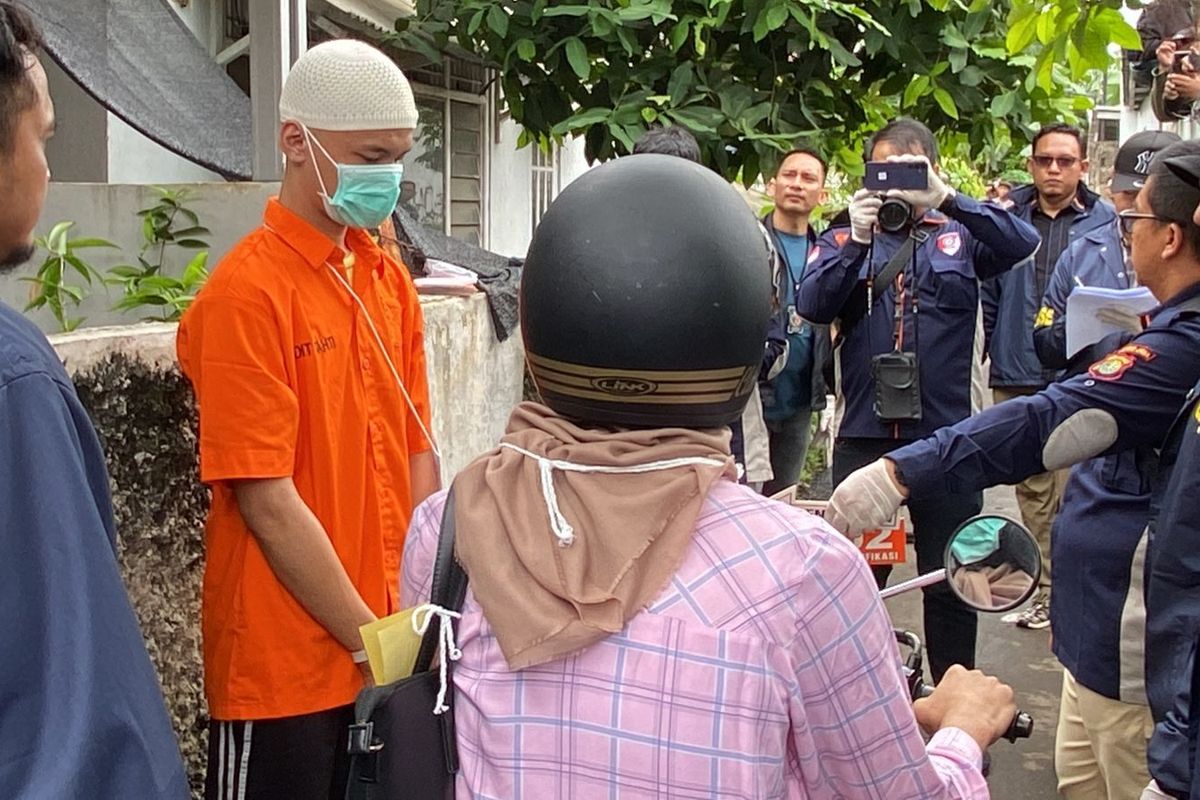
[878,198,913,233]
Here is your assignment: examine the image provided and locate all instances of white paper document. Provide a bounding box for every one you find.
[1065,285,1158,358]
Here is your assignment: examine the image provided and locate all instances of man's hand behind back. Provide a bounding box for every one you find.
[914,664,1017,752]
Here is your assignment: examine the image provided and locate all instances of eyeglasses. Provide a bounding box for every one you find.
[1117,209,1167,240]
[1031,155,1080,170]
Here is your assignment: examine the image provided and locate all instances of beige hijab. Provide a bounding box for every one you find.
[451,402,736,670]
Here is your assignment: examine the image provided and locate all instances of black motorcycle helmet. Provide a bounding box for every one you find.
[521,153,773,429]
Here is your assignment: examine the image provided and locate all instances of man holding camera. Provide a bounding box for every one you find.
[797,118,1039,681]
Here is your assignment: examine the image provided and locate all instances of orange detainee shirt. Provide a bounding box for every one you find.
[177,199,433,720]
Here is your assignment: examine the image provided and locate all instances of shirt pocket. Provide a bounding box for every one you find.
[1099,449,1153,497]
[929,252,977,312]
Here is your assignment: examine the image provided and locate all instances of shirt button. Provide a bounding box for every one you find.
[361,357,371,371]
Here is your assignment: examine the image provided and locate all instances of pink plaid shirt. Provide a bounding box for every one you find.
[401,479,987,799]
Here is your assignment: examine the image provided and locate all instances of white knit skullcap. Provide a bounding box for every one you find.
[279,39,419,130]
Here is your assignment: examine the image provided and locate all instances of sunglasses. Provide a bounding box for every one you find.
[1031,155,1080,170]
[1117,209,1167,240]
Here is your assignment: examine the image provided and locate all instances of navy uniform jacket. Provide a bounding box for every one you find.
[1033,222,1133,371]
[982,183,1117,388]
[1146,381,1200,799]
[887,283,1200,705]
[796,192,1039,440]
[0,303,189,798]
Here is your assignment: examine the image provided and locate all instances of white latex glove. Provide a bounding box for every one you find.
[1140,781,1175,800]
[1096,306,1144,335]
[826,459,906,541]
[883,154,955,210]
[849,189,882,245]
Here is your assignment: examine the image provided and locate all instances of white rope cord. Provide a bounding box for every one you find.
[326,264,442,462]
[411,603,463,715]
[261,222,443,463]
[499,442,727,547]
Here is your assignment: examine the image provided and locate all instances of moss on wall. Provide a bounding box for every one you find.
[72,352,209,798]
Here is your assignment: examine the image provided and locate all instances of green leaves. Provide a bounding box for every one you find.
[564,37,590,80]
[402,0,1138,182]
[109,186,212,322]
[24,221,116,332]
[486,5,508,37]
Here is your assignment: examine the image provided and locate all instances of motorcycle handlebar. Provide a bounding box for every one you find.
[914,683,1034,742]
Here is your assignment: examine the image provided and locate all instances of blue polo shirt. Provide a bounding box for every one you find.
[0,302,188,798]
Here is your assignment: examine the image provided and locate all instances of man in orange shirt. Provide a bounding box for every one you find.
[177,39,438,800]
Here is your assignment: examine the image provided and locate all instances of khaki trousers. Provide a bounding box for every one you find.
[993,387,1068,596]
[1056,670,1154,800]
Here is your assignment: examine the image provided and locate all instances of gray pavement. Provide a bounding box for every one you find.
[883,484,1060,799]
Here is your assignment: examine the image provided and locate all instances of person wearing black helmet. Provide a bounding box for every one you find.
[631,124,786,491]
[398,154,1017,798]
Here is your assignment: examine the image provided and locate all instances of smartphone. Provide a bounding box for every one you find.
[864,161,929,192]
[1174,50,1197,72]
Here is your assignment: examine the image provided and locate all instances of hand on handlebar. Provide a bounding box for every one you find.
[913,664,1017,752]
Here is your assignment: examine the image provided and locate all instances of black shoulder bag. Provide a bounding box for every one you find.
[345,487,468,800]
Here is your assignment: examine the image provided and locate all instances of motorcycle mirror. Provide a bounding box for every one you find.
[942,514,1041,613]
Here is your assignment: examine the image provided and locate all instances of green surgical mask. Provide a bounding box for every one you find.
[305,126,403,229]
[950,517,1004,565]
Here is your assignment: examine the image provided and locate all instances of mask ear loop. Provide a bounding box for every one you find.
[302,125,338,203]
[325,262,443,466]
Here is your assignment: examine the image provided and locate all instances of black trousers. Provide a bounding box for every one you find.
[205,704,354,800]
[833,437,982,682]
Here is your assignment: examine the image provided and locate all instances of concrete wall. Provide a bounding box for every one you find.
[43,58,108,182]
[11,182,278,333]
[51,293,523,797]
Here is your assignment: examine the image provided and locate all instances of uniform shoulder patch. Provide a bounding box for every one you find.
[834,231,850,247]
[808,245,821,264]
[1088,343,1157,381]
[936,232,962,256]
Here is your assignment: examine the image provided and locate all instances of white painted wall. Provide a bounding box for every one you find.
[106,114,223,184]
[486,116,592,258]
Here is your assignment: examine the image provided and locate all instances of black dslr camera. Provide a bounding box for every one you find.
[864,161,928,233]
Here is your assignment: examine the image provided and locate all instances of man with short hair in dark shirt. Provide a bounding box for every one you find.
[0,5,189,797]
[981,123,1117,630]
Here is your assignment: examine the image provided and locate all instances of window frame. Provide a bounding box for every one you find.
[411,66,491,248]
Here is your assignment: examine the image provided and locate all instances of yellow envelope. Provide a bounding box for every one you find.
[359,608,424,685]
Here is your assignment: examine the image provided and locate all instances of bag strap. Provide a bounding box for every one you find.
[872,227,928,296]
[835,225,929,348]
[413,486,469,673]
